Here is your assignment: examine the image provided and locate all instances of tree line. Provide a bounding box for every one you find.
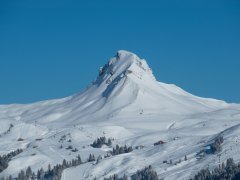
[0,149,23,173]
[192,158,240,180]
[0,154,82,180]
[102,165,159,180]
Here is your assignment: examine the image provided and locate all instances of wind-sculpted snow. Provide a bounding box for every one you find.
[0,50,239,179]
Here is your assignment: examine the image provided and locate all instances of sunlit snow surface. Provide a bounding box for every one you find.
[0,50,240,179]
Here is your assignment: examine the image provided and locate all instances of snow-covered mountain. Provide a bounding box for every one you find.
[0,50,240,179]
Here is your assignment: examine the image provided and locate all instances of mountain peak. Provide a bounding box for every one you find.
[95,50,155,86]
[116,50,140,61]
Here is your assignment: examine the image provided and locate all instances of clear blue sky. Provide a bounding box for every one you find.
[0,0,240,104]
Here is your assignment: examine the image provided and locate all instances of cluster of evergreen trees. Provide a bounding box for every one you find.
[193,158,240,180]
[91,136,112,148]
[111,145,133,156]
[102,165,159,180]
[210,136,224,154]
[131,165,159,180]
[103,174,128,180]
[13,155,82,180]
[17,167,35,180]
[0,149,23,173]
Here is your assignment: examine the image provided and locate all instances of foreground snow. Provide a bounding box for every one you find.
[0,50,240,179]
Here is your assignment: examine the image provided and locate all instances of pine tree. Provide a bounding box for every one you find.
[77,154,82,165]
[97,155,102,164]
[62,159,68,168]
[122,174,128,180]
[88,154,95,162]
[26,166,32,178]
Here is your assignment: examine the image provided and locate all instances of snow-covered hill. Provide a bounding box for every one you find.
[0,50,240,179]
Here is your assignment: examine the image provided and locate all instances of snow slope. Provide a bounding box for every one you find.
[0,50,240,179]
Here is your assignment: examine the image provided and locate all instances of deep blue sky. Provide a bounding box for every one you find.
[0,0,240,104]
